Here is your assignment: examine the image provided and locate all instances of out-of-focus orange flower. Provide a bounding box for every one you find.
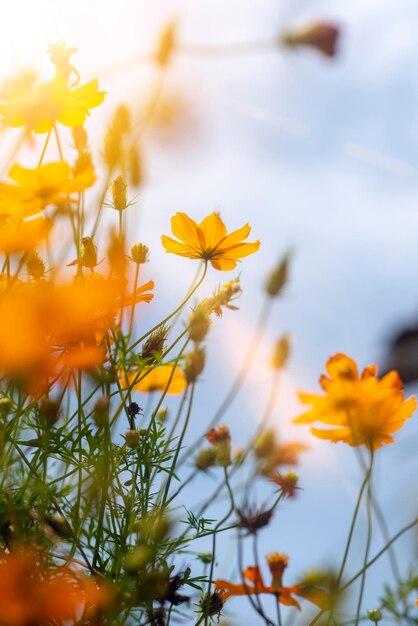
[0,161,95,218]
[161,212,260,271]
[0,548,111,626]
[0,217,52,253]
[0,76,105,133]
[294,353,416,450]
[124,364,187,395]
[216,553,330,611]
[0,273,153,392]
[282,22,340,58]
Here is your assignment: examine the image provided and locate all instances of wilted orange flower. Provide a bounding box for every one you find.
[124,364,187,395]
[294,353,416,450]
[0,76,105,133]
[216,553,330,611]
[0,161,95,218]
[0,548,110,626]
[0,217,52,253]
[161,212,260,271]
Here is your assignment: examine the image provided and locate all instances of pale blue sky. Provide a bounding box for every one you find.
[0,1,417,623]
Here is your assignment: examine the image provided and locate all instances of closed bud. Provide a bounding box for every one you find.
[368,609,383,622]
[125,429,141,448]
[189,304,211,343]
[129,143,143,187]
[124,546,150,573]
[141,326,168,361]
[206,425,231,467]
[111,176,128,211]
[93,395,110,427]
[272,335,291,370]
[26,251,46,280]
[155,22,177,67]
[71,126,88,153]
[0,397,12,416]
[113,105,131,135]
[131,243,149,264]
[156,407,168,421]
[184,346,205,383]
[39,398,61,427]
[253,429,276,459]
[195,447,217,471]
[104,105,131,170]
[265,254,289,297]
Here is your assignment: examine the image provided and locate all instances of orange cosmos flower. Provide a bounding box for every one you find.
[294,353,416,450]
[0,217,52,253]
[124,364,187,395]
[0,548,111,626]
[0,161,95,218]
[216,553,330,611]
[161,212,260,271]
[0,75,105,133]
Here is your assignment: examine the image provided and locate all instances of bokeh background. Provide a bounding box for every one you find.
[1,1,417,623]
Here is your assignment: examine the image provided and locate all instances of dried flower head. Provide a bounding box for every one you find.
[237,505,273,535]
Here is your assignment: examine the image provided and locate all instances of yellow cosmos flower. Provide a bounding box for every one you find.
[0,76,105,133]
[0,161,95,218]
[294,353,416,450]
[161,212,260,271]
[0,217,52,253]
[125,365,187,395]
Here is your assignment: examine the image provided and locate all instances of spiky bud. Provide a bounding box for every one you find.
[131,243,149,264]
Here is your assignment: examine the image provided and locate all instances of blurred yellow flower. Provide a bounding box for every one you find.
[161,212,260,270]
[125,364,187,395]
[0,76,105,133]
[0,217,52,253]
[0,161,95,217]
[294,353,416,450]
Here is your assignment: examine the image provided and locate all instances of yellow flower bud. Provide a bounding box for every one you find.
[131,243,149,264]
[265,254,290,297]
[155,22,176,67]
[195,447,217,471]
[71,125,88,153]
[111,176,128,211]
[93,395,110,427]
[271,335,291,370]
[129,143,143,187]
[184,346,205,383]
[189,304,211,343]
[26,250,46,279]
